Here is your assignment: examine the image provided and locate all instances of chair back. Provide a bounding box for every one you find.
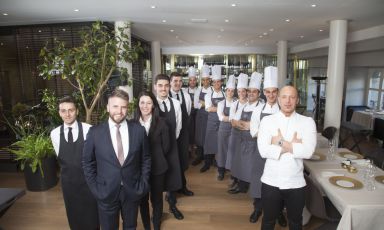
[322,126,337,141]
[373,118,384,143]
[304,174,328,220]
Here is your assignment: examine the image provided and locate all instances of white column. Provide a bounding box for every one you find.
[151,40,161,80]
[277,40,288,88]
[324,20,348,130]
[115,21,133,99]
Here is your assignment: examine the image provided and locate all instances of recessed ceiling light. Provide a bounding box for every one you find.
[150,5,156,9]
[170,29,174,32]
[162,20,166,23]
[259,35,263,38]
[217,35,221,38]
[231,3,237,7]
[319,29,323,32]
[285,19,291,22]
[263,32,268,36]
[299,35,304,38]
[26,46,29,49]
[269,28,274,32]
[220,28,224,32]
[74,9,79,12]
[62,28,66,32]
[3,13,8,16]
[311,4,317,8]
[38,30,42,33]
[225,19,229,23]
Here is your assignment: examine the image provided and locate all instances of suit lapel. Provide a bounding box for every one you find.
[122,121,136,167]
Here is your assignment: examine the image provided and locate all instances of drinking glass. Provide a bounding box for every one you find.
[327,138,336,161]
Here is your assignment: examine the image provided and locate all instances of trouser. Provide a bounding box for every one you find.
[253,197,284,213]
[218,167,225,175]
[261,183,305,230]
[140,174,165,230]
[97,186,140,230]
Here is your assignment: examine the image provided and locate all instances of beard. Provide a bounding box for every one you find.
[109,113,127,124]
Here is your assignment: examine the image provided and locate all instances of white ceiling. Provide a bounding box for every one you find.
[1,0,383,51]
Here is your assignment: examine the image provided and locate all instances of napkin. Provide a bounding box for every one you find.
[351,159,367,165]
[321,171,344,178]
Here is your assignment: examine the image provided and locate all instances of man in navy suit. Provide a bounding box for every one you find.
[83,89,151,230]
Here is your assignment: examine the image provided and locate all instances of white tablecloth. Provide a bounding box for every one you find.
[351,110,384,130]
[304,148,384,230]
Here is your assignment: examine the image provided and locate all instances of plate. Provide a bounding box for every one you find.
[338,152,363,160]
[375,175,384,184]
[309,152,326,161]
[329,176,363,189]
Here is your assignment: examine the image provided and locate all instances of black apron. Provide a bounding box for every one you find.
[195,88,209,147]
[217,99,234,168]
[177,90,190,171]
[204,90,225,155]
[231,102,260,182]
[249,103,278,198]
[225,101,242,170]
[159,98,183,191]
[188,88,197,145]
[58,122,99,230]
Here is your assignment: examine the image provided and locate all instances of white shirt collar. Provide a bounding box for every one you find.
[108,118,127,129]
[64,120,78,130]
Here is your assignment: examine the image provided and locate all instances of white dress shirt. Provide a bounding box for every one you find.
[258,111,317,189]
[194,86,212,109]
[108,118,129,160]
[157,97,182,139]
[50,120,91,155]
[250,102,280,137]
[170,89,192,115]
[139,115,152,135]
[217,99,235,121]
[204,90,225,111]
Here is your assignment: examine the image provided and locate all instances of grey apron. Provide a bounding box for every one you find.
[225,102,241,170]
[249,103,277,198]
[231,102,259,182]
[217,99,234,168]
[195,89,209,147]
[203,90,225,155]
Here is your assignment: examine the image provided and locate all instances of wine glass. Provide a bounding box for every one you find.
[327,138,336,161]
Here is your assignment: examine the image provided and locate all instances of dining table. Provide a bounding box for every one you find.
[350,110,384,130]
[304,148,384,230]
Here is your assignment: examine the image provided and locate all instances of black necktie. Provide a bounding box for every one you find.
[162,101,168,112]
[176,93,180,101]
[68,127,73,143]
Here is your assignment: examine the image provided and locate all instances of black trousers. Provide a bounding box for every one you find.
[140,173,166,230]
[261,183,305,230]
[97,186,140,230]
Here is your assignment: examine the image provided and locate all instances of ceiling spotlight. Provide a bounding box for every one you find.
[150,5,156,9]
[311,4,317,8]
[170,29,174,32]
[299,35,304,38]
[319,29,323,32]
[269,28,274,32]
[231,3,237,7]
[220,28,224,32]
[26,46,29,49]
[285,19,291,22]
[38,30,42,33]
[162,19,166,23]
[217,35,221,38]
[259,35,263,38]
[74,9,79,12]
[62,28,66,32]
[225,19,229,23]
[263,32,268,36]
[3,13,8,16]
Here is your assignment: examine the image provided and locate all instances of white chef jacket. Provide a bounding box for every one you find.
[258,111,317,189]
[250,102,280,138]
[217,99,236,121]
[204,90,225,111]
[232,100,264,121]
[194,86,212,109]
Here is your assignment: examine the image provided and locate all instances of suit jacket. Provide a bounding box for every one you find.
[148,117,170,176]
[82,120,151,202]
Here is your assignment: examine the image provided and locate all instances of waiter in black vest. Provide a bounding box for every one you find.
[184,67,198,154]
[169,72,194,196]
[50,96,99,230]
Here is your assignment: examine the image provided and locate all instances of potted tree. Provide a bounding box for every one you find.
[2,108,58,191]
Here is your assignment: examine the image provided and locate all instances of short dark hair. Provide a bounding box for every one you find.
[169,72,182,81]
[154,74,170,84]
[108,88,129,102]
[58,95,77,108]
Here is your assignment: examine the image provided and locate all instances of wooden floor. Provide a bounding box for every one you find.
[0,163,324,230]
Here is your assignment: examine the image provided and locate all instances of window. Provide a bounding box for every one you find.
[367,69,384,110]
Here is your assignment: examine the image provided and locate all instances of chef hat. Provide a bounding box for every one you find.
[201,65,210,78]
[263,66,278,89]
[225,75,236,89]
[237,73,249,89]
[249,72,262,90]
[188,66,197,78]
[211,65,222,81]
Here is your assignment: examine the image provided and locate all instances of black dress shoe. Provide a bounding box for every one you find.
[178,188,194,196]
[228,180,238,189]
[191,158,203,166]
[227,185,246,194]
[169,206,184,220]
[217,173,224,181]
[249,210,262,223]
[200,163,210,172]
[277,213,287,227]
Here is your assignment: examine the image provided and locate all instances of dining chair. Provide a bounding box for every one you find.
[321,126,337,141]
[373,118,384,148]
[304,174,340,230]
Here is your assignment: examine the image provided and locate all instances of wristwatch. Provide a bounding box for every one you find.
[278,139,284,147]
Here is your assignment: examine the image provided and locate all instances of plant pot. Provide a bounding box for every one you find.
[23,155,58,191]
